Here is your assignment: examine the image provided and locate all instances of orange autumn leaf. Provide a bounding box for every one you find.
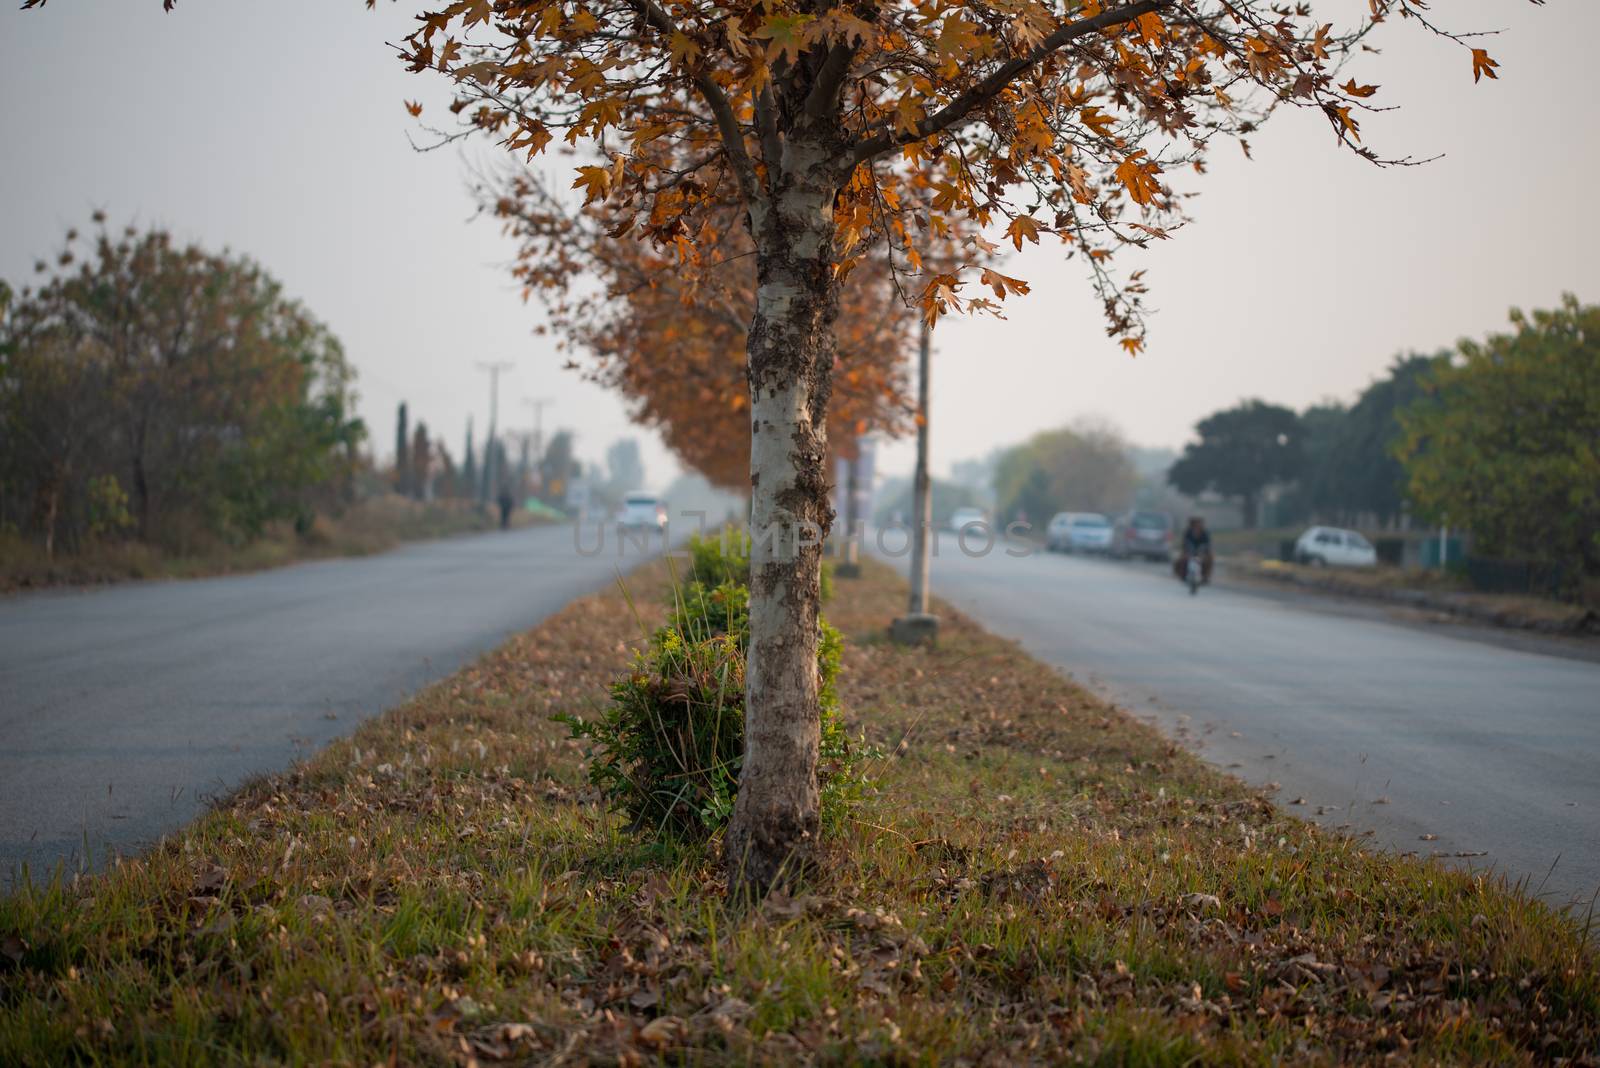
[1114,152,1161,207]
[1471,48,1499,83]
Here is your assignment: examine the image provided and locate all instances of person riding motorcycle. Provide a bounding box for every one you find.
[1174,516,1214,585]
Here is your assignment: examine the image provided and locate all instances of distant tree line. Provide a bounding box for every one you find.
[1168,296,1598,584]
[0,217,364,557]
[991,420,1137,524]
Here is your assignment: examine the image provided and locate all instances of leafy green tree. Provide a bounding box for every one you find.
[1168,401,1302,528]
[994,421,1136,524]
[1396,296,1600,578]
[1327,354,1447,526]
[1,217,362,551]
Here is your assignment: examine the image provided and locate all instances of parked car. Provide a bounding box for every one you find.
[1046,512,1114,553]
[947,506,989,534]
[1111,511,1174,561]
[618,492,668,532]
[1294,525,1377,567]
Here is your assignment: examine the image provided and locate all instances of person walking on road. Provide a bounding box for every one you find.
[497,486,515,530]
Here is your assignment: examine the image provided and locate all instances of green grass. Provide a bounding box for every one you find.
[2,559,1595,1064]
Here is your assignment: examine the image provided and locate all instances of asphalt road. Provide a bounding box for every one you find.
[1,521,655,885]
[874,532,1600,911]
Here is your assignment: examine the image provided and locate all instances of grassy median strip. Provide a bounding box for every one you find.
[2,559,1596,1065]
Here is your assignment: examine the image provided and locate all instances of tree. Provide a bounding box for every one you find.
[0,216,363,552]
[488,178,919,492]
[1286,401,1346,525]
[1168,401,1302,528]
[53,0,1513,891]
[411,0,1510,891]
[411,421,433,500]
[539,429,580,504]
[461,418,477,500]
[605,437,647,496]
[993,420,1136,524]
[395,402,411,497]
[1396,296,1600,579]
[1329,354,1447,527]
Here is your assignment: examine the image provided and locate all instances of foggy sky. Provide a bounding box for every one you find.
[4,0,1595,490]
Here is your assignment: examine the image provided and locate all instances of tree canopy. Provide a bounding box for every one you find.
[1167,399,1301,527]
[487,176,918,491]
[1396,296,1600,578]
[0,217,363,555]
[994,420,1135,523]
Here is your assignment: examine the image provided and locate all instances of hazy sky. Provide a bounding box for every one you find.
[4,0,1596,489]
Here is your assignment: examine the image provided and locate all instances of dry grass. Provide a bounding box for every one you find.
[1235,557,1599,635]
[2,558,1596,1065]
[0,496,543,594]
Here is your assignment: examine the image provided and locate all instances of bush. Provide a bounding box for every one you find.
[562,536,868,841]
[563,629,747,837]
[684,529,833,603]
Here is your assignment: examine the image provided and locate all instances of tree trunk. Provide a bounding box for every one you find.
[723,160,838,895]
[132,417,151,541]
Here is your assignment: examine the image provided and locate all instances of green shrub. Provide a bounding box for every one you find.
[562,536,869,841]
[561,629,746,838]
[685,529,833,603]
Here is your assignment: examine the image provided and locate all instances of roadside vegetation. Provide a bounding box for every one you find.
[0,219,561,595]
[0,219,364,563]
[0,494,534,594]
[4,554,1595,1065]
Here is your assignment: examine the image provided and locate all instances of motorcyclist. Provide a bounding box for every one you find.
[1174,516,1214,585]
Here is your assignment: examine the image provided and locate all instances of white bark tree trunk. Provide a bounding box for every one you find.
[723,149,839,894]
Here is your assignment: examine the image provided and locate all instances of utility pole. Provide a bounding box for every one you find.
[892,315,938,644]
[476,361,513,506]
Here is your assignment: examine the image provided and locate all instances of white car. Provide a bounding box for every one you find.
[617,492,668,531]
[1294,525,1377,567]
[1047,512,1114,553]
[947,506,989,534]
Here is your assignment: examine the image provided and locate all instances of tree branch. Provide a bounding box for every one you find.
[802,41,857,122]
[621,0,765,207]
[844,0,1170,168]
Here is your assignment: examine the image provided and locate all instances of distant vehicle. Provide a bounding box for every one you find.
[618,493,668,532]
[1294,525,1377,567]
[947,506,989,534]
[1046,512,1114,553]
[1184,552,1205,595]
[1111,511,1174,561]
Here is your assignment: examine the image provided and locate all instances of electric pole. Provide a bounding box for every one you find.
[476,361,514,506]
[892,314,938,644]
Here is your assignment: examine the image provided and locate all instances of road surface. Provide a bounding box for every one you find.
[1,522,655,885]
[875,531,1600,911]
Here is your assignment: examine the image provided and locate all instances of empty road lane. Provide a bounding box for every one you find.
[875,533,1600,910]
[1,522,652,884]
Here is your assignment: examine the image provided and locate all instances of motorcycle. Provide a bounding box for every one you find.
[1185,553,1203,596]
